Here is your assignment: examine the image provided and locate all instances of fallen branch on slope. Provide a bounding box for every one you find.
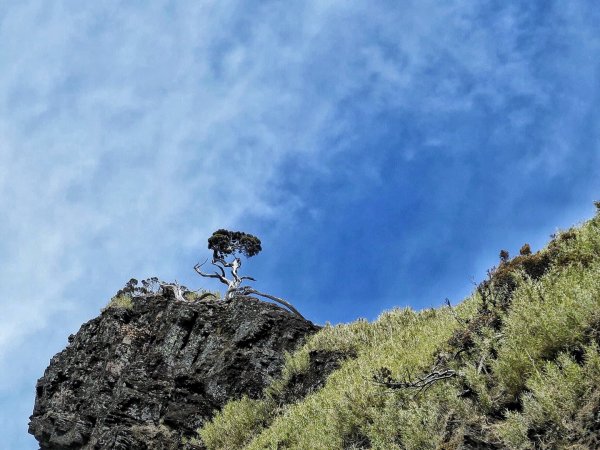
[372,366,457,395]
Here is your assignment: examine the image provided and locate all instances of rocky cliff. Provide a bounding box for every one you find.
[28,294,319,449]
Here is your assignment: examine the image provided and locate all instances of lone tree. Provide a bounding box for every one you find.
[194,229,305,319]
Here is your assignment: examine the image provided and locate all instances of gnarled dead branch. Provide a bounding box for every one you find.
[373,366,457,394]
[229,286,305,320]
[159,282,186,302]
[194,229,306,320]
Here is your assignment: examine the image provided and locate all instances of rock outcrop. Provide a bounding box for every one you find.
[29,295,318,449]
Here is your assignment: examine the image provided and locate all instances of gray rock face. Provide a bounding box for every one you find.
[29,295,318,449]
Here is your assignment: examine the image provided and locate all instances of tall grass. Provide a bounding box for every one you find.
[198,208,600,449]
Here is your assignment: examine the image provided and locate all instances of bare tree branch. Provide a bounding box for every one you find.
[159,282,186,302]
[373,367,457,395]
[230,287,305,320]
[210,261,227,279]
[194,261,230,287]
[213,256,234,268]
[193,229,307,321]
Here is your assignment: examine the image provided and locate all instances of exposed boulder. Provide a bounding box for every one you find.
[29,295,318,449]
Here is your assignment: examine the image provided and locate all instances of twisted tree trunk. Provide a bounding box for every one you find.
[193,260,305,320]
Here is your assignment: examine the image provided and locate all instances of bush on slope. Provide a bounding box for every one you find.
[199,206,600,449]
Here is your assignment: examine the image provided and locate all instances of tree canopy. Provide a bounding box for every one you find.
[195,229,304,319]
[208,229,262,261]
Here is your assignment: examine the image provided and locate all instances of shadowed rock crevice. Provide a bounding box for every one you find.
[276,349,356,406]
[29,295,318,449]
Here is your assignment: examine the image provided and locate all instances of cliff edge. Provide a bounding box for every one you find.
[28,294,318,449]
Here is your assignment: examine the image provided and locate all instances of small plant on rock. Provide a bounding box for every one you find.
[107,277,211,308]
[102,293,134,312]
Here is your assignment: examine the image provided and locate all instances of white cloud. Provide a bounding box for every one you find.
[0,0,594,359]
[0,0,590,356]
[1,1,599,446]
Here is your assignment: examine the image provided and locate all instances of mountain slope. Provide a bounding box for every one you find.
[199,206,600,449]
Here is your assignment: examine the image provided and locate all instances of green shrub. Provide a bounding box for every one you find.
[496,346,600,448]
[102,293,133,312]
[520,243,532,256]
[199,396,271,449]
[495,410,529,449]
[183,289,220,301]
[196,207,600,449]
[493,262,600,398]
[240,308,459,450]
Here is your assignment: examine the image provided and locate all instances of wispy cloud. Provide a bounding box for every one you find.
[1,1,599,447]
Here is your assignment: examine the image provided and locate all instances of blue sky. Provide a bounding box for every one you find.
[1,1,599,447]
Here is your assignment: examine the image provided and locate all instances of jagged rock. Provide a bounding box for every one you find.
[29,295,318,449]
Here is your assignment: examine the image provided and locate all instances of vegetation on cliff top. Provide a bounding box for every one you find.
[198,203,600,449]
[195,228,304,318]
[102,277,220,312]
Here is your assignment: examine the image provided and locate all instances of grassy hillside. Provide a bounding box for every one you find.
[195,204,600,449]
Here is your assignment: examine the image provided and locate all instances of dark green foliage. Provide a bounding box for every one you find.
[208,229,262,260]
[483,244,554,311]
[113,277,205,301]
[518,252,552,279]
[547,228,600,268]
[115,277,162,297]
[449,240,558,354]
[584,314,600,348]
[113,277,195,299]
[341,427,371,450]
[448,308,498,351]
